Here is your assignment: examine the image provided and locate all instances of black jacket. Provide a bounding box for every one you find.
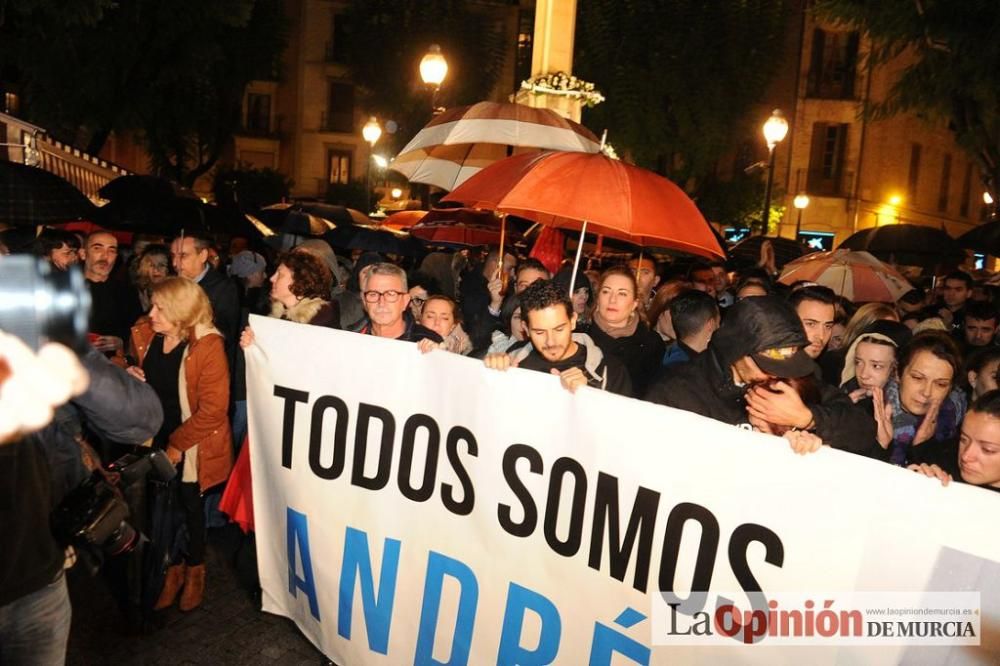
[579,321,665,395]
[511,333,633,397]
[645,347,877,455]
[459,270,500,353]
[1,351,162,607]
[198,267,240,366]
[644,297,876,455]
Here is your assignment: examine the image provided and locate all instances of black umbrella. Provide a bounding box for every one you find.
[98,174,198,204]
[729,235,810,270]
[323,225,425,257]
[958,221,1000,256]
[96,197,211,237]
[839,224,966,269]
[0,161,97,225]
[257,204,337,236]
[293,202,370,226]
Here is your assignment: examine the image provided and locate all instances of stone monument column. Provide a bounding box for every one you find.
[513,0,585,123]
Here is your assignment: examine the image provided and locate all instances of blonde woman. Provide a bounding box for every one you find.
[135,244,171,311]
[128,277,233,613]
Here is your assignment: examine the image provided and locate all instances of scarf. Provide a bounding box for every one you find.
[885,380,966,466]
[592,309,640,339]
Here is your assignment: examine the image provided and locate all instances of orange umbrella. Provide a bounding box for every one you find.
[440,151,723,259]
[383,210,428,230]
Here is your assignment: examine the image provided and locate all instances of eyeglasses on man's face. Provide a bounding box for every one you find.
[364,289,405,303]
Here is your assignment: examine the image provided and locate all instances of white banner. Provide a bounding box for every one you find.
[246,316,1000,664]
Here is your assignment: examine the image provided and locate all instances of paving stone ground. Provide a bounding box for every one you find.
[66,527,333,666]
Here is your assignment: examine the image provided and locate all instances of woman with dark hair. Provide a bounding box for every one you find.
[485,294,528,356]
[418,295,472,355]
[746,375,824,454]
[578,265,665,395]
[266,251,339,328]
[876,331,966,466]
[135,244,171,311]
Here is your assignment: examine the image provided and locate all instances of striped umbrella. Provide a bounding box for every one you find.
[390,101,600,191]
[778,249,913,303]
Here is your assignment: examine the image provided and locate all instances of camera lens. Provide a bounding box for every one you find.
[104,522,139,556]
[0,255,91,352]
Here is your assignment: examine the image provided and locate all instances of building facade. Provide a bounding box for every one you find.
[231,0,530,203]
[761,4,987,247]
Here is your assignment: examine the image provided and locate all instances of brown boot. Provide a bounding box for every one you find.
[178,564,205,612]
[154,564,186,610]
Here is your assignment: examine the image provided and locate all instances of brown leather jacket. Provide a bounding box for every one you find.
[131,319,233,491]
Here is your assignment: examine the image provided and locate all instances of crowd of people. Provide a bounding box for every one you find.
[4,224,1000,662]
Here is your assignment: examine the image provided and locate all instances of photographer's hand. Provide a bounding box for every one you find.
[0,331,88,445]
[93,335,124,353]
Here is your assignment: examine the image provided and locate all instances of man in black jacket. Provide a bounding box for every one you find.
[484,280,632,397]
[645,296,877,455]
[170,232,240,366]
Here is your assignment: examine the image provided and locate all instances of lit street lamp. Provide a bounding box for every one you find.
[793,193,809,238]
[420,44,448,113]
[760,109,789,235]
[362,116,382,213]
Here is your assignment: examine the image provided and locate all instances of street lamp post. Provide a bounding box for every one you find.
[793,193,810,239]
[760,109,789,236]
[420,44,449,114]
[362,116,382,214]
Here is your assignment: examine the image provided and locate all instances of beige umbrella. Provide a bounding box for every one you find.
[390,101,601,192]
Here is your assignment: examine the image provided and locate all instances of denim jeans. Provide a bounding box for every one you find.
[0,572,71,666]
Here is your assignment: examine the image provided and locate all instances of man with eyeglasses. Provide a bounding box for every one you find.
[357,263,443,343]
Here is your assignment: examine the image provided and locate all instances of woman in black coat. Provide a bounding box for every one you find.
[578,265,665,395]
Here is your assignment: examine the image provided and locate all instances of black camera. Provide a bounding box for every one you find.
[0,255,91,351]
[51,449,177,563]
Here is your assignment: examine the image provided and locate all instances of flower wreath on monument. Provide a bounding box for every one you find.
[520,71,606,108]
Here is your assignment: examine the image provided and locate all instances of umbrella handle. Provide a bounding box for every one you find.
[569,221,589,297]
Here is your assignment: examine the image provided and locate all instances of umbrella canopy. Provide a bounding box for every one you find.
[958,220,1000,255]
[441,150,724,259]
[729,235,810,270]
[0,161,97,225]
[409,208,529,248]
[391,101,600,191]
[778,250,913,303]
[98,174,198,204]
[258,203,337,236]
[382,210,428,230]
[289,202,369,226]
[838,224,966,268]
[322,225,425,257]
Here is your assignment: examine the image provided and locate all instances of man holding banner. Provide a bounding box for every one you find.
[483,280,632,396]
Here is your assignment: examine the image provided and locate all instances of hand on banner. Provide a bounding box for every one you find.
[782,429,823,455]
[483,353,518,371]
[913,399,943,446]
[239,326,256,350]
[0,331,88,445]
[417,338,440,354]
[872,386,894,448]
[745,381,813,430]
[552,367,588,393]
[907,462,952,486]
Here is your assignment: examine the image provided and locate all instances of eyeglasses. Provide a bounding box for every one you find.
[364,290,404,303]
[411,297,427,306]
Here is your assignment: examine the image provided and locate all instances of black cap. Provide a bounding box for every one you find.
[710,295,815,378]
[751,346,817,379]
